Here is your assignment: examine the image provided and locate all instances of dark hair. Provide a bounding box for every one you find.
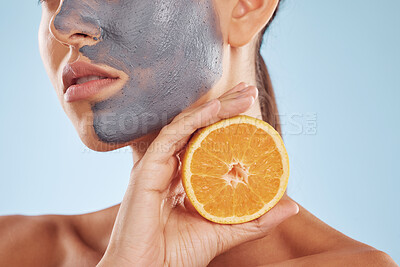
[255,2,282,135]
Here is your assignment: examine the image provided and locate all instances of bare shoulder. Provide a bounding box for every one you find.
[0,206,118,267]
[210,195,397,266]
[0,214,64,266]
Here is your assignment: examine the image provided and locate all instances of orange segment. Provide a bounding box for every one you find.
[233,183,264,217]
[242,128,277,165]
[203,185,235,217]
[248,149,283,176]
[200,127,233,163]
[227,123,258,162]
[190,147,229,176]
[248,175,280,203]
[191,175,227,204]
[182,115,289,224]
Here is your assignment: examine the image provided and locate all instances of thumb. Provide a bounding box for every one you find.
[215,199,299,254]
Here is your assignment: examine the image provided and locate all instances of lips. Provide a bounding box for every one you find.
[62,61,120,102]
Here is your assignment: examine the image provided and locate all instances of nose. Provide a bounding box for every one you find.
[50,0,101,48]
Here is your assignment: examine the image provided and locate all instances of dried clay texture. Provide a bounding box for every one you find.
[54,0,224,143]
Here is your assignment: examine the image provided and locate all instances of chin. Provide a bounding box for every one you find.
[76,125,129,152]
[75,120,158,153]
[81,136,129,152]
[64,101,160,152]
[64,109,121,152]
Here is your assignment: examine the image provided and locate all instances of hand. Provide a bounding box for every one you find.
[97,82,299,267]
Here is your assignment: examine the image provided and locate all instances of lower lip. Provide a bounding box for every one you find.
[64,78,119,102]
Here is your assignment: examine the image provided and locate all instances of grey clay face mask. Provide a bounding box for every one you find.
[54,0,224,143]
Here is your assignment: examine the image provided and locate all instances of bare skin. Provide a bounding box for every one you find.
[0,0,396,266]
[0,196,396,266]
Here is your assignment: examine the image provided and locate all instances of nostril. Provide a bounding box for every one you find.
[70,32,100,42]
[72,33,89,38]
[50,2,101,47]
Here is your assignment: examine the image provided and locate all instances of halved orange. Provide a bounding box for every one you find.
[182,115,289,224]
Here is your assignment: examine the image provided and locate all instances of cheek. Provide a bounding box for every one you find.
[39,19,69,92]
[84,1,224,144]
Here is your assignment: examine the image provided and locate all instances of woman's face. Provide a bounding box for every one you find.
[39,0,226,151]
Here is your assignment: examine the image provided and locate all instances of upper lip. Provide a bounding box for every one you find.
[62,61,119,93]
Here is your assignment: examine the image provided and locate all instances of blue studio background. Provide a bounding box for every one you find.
[0,0,399,262]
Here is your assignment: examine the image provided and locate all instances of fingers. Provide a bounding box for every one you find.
[215,199,299,254]
[143,99,221,164]
[255,199,299,230]
[219,82,248,98]
[173,82,249,120]
[218,86,258,118]
[144,83,258,164]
